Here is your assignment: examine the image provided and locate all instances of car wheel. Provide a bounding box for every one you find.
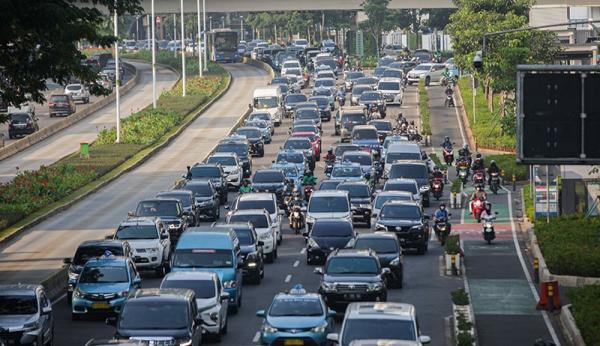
[221,316,228,334]
[425,76,430,86]
[265,252,275,263]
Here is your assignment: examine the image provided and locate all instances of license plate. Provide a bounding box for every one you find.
[344,293,362,300]
[91,302,110,309]
[284,339,304,346]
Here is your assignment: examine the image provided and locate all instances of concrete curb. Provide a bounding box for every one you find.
[41,267,68,301]
[559,304,587,346]
[453,303,478,346]
[0,63,140,161]
[454,84,478,152]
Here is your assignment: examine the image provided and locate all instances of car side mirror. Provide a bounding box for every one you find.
[327,309,337,318]
[257,240,264,246]
[161,232,169,240]
[41,306,52,315]
[127,211,135,217]
[301,206,307,212]
[133,275,142,288]
[327,333,339,343]
[105,235,113,240]
[381,267,391,276]
[448,213,453,216]
[419,335,431,344]
[105,316,117,326]
[256,309,266,317]
[63,257,72,264]
[224,205,230,210]
[221,292,230,301]
[279,210,285,216]
[314,267,324,275]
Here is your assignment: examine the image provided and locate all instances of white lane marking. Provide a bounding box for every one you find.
[284,274,292,283]
[502,186,561,345]
[252,331,261,343]
[300,248,306,254]
[452,94,467,145]
[293,260,300,267]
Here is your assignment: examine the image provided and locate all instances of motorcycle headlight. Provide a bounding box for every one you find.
[223,280,237,288]
[390,257,401,266]
[321,282,337,293]
[311,321,329,333]
[367,282,383,292]
[307,238,319,248]
[263,323,278,333]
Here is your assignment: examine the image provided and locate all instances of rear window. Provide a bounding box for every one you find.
[352,128,378,140]
[156,192,193,208]
[51,95,69,102]
[284,139,311,150]
[237,128,261,139]
[216,143,247,157]
[308,196,349,213]
[343,154,372,166]
[183,182,214,197]
[190,166,221,178]
[371,122,393,131]
[296,109,319,119]
[311,222,353,237]
[314,79,334,88]
[337,184,370,198]
[378,81,400,90]
[389,164,428,180]
[253,171,284,183]
[237,199,275,214]
[73,246,124,265]
[277,152,304,164]
[341,113,366,123]
[207,156,237,166]
[360,92,381,101]
[384,181,418,194]
[385,152,421,163]
[286,94,307,103]
[66,85,82,91]
[229,214,269,228]
[10,113,29,122]
[383,70,403,78]
[136,200,180,217]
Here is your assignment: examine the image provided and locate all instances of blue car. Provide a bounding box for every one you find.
[71,253,141,319]
[257,284,336,346]
[276,149,308,174]
[272,162,302,193]
[328,162,364,182]
[351,125,381,153]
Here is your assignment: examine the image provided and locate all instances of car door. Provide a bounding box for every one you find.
[39,290,53,342]
[158,222,170,259]
[216,278,228,324]
[189,300,203,345]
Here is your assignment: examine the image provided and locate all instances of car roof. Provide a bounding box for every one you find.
[237,192,276,201]
[209,152,238,158]
[157,190,193,196]
[379,77,402,82]
[120,217,159,226]
[79,239,127,248]
[338,181,370,188]
[231,208,269,216]
[376,190,413,197]
[343,151,371,157]
[311,190,350,197]
[163,271,217,282]
[357,232,398,240]
[0,284,42,295]
[387,142,421,152]
[352,125,377,130]
[385,178,418,185]
[346,302,416,320]
[331,248,375,257]
[390,160,427,167]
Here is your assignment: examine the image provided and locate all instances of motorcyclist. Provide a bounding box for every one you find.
[239,179,253,193]
[186,166,193,180]
[470,185,487,201]
[480,201,495,221]
[337,87,345,101]
[408,120,416,131]
[442,67,451,81]
[458,144,471,162]
[442,136,453,150]
[397,113,408,128]
[487,160,501,186]
[433,203,451,232]
[432,166,444,181]
[302,169,317,186]
[472,153,485,172]
[445,85,454,97]
[324,147,336,162]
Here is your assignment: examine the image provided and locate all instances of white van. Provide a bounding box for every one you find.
[377,78,403,105]
[252,86,282,126]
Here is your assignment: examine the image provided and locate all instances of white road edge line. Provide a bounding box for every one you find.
[300,248,306,254]
[293,260,300,267]
[452,94,467,145]
[252,331,261,343]
[502,186,561,346]
[284,274,292,283]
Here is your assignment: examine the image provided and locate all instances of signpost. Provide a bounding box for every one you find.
[355,30,364,57]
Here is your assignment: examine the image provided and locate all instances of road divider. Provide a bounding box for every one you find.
[0,63,140,161]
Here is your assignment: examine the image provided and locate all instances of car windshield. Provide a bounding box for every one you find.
[352,87,370,97]
[237,128,261,139]
[308,196,349,213]
[314,80,334,88]
[383,70,402,78]
[10,114,29,122]
[296,109,319,119]
[343,154,372,166]
[269,298,323,317]
[136,201,179,217]
[190,166,221,178]
[386,152,421,163]
[284,139,311,150]
[342,113,366,123]
[157,192,192,208]
[183,182,213,197]
[230,214,269,228]
[115,225,158,240]
[173,249,233,268]
[371,122,393,131]
[310,97,328,106]
[383,138,408,148]
[346,72,364,80]
[319,181,341,190]
[277,152,304,164]
[337,184,370,198]
[119,301,189,330]
[79,265,128,283]
[161,279,216,299]
[253,171,284,183]
[341,319,416,346]
[255,97,278,109]
[207,156,237,166]
[249,113,270,122]
[331,166,362,178]
[326,257,379,274]
[73,246,124,266]
[378,82,400,90]
[286,94,307,103]
[354,238,398,254]
[384,182,418,194]
[375,195,411,208]
[51,95,69,102]
[312,222,353,237]
[381,204,421,219]
[389,164,428,179]
[414,65,431,71]
[217,143,247,157]
[360,92,381,102]
[233,228,254,245]
[352,129,378,140]
[237,199,275,214]
[66,85,81,91]
[293,126,317,133]
[335,145,360,157]
[0,295,38,315]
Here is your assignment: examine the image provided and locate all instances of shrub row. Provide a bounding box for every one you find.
[418,80,432,136]
[568,285,600,345]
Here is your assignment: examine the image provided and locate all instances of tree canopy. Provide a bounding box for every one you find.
[0,0,142,108]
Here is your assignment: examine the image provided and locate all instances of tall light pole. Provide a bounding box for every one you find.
[113,4,120,143]
[221,16,225,29]
[197,0,203,77]
[240,16,244,42]
[151,0,157,108]
[180,0,186,97]
[202,0,207,71]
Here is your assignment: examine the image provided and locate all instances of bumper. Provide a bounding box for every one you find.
[307,247,333,263]
[196,204,218,217]
[200,308,222,334]
[133,253,163,269]
[9,127,36,136]
[49,108,72,115]
[226,173,242,186]
[351,207,372,221]
[72,296,126,315]
[261,332,327,346]
[0,328,44,345]
[319,111,331,120]
[243,261,262,278]
[321,291,386,310]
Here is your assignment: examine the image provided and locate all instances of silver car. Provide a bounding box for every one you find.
[0,284,54,345]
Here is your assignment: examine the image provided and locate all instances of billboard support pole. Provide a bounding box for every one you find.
[546,165,550,223]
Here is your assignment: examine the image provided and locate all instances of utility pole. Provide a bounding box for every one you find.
[202,0,207,71]
[240,16,244,42]
[151,0,156,108]
[113,3,121,143]
[197,0,203,76]
[181,0,186,97]
[146,14,151,50]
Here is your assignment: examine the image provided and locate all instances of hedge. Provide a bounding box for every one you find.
[535,216,600,277]
[458,77,515,151]
[523,184,534,221]
[485,154,527,181]
[568,285,600,345]
[418,80,432,136]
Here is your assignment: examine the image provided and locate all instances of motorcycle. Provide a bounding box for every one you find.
[445,94,455,107]
[481,212,497,244]
[473,169,485,186]
[457,160,470,186]
[324,159,335,175]
[290,205,305,235]
[338,93,346,106]
[470,197,485,222]
[373,161,383,186]
[368,105,381,119]
[407,127,421,142]
[431,177,444,201]
[490,172,500,194]
[433,217,451,245]
[303,184,315,201]
[443,147,454,165]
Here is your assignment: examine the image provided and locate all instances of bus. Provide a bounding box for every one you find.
[207,29,240,63]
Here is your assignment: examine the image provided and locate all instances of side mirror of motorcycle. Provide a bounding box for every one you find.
[495,211,498,215]
[448,213,453,216]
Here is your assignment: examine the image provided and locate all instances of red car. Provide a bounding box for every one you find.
[291,131,321,160]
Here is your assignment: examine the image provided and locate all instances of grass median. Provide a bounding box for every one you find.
[418,80,432,136]
[568,285,600,345]
[0,58,229,238]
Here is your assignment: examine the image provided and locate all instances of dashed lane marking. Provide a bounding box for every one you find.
[300,248,306,254]
[252,331,261,343]
[284,274,292,283]
[293,260,300,267]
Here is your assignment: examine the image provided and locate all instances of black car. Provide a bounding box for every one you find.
[388,161,430,207]
[308,95,332,121]
[107,289,203,345]
[306,219,355,265]
[284,93,308,116]
[64,240,133,303]
[318,179,343,190]
[216,140,252,178]
[337,182,373,227]
[334,144,361,159]
[348,233,404,288]
[156,190,197,226]
[374,201,430,254]
[369,120,394,144]
[316,249,389,311]
[236,127,265,157]
[251,169,288,206]
[181,180,220,221]
[8,112,39,138]
[213,222,264,284]
[187,164,228,204]
[340,111,368,142]
[134,199,190,245]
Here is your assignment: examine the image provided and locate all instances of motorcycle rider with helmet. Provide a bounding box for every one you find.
[302,169,317,186]
[442,136,453,150]
[470,185,487,201]
[433,203,451,233]
[324,146,336,162]
[480,201,495,221]
[239,179,253,193]
[432,166,445,184]
[472,153,485,172]
[458,144,471,161]
[487,160,501,186]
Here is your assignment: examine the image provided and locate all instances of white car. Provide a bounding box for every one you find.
[160,271,229,339]
[64,83,90,104]
[377,78,403,105]
[97,73,113,92]
[206,152,243,188]
[293,38,309,49]
[306,190,352,232]
[112,217,171,276]
[406,63,446,86]
[228,209,278,263]
[281,60,302,76]
[231,193,283,245]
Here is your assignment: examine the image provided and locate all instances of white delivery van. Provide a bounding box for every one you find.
[252,86,282,126]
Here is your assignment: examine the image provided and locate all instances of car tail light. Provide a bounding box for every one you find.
[49,102,55,107]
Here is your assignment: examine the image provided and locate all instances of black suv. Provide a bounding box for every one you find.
[216,140,252,178]
[181,180,220,221]
[213,222,264,284]
[251,169,288,206]
[306,219,355,265]
[388,161,430,207]
[187,164,228,204]
[107,289,203,345]
[133,199,190,246]
[348,232,404,288]
[308,96,332,121]
[316,249,389,311]
[64,240,133,303]
[236,126,265,157]
[8,112,39,138]
[156,190,197,226]
[374,201,430,254]
[337,182,373,228]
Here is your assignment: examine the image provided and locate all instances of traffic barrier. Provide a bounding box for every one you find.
[536,281,562,312]
[533,258,539,283]
[41,266,68,301]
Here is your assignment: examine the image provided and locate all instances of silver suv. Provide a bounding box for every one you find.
[328,302,431,345]
[0,284,54,345]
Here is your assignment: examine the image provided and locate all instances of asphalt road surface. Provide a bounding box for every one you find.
[0,61,177,183]
[14,71,470,345]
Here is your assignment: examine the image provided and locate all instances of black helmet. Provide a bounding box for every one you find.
[444,136,450,142]
[476,153,482,158]
[440,203,446,210]
[485,201,492,210]
[410,120,415,125]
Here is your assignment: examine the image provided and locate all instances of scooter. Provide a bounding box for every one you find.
[473,169,486,186]
[290,205,305,235]
[443,148,454,165]
[470,197,485,222]
[490,172,500,194]
[338,93,346,106]
[431,177,444,201]
[445,94,455,107]
[324,159,335,175]
[303,184,315,201]
[482,212,498,244]
[433,216,451,245]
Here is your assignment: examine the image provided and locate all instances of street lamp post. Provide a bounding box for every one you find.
[240,16,244,42]
[113,4,120,143]
[197,0,203,77]
[151,0,157,108]
[209,16,212,31]
[202,0,207,72]
[221,16,225,29]
[180,0,186,97]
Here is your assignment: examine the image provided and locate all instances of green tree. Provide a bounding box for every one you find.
[424,9,456,30]
[360,0,392,58]
[0,0,142,110]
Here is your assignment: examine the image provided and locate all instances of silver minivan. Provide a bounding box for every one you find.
[305,190,351,232]
[377,78,403,105]
[384,142,422,177]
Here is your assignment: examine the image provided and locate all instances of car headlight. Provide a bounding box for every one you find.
[410,225,423,232]
[146,247,160,253]
[118,290,130,297]
[375,222,386,230]
[178,338,193,346]
[263,323,278,333]
[367,282,383,292]
[311,321,329,333]
[68,272,79,281]
[390,257,401,266]
[307,238,319,248]
[23,321,40,331]
[321,282,337,293]
[72,289,83,299]
[259,232,272,241]
[230,168,240,174]
[223,280,237,288]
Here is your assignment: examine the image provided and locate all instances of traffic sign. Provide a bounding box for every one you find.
[355,30,364,57]
[517,65,600,164]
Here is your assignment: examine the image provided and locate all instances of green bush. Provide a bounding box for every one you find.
[418,80,432,135]
[457,331,476,346]
[97,108,184,145]
[458,77,515,150]
[523,184,534,221]
[568,285,600,345]
[430,152,443,168]
[446,235,462,255]
[451,178,462,193]
[451,288,470,305]
[121,50,226,76]
[535,216,600,277]
[485,154,527,181]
